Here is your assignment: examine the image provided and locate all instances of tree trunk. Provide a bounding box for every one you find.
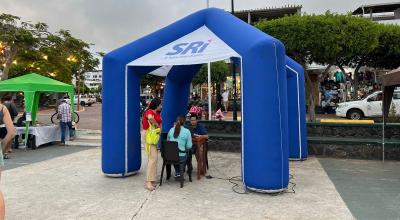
[2,48,17,80]
[304,70,316,122]
[322,64,332,79]
[352,64,362,99]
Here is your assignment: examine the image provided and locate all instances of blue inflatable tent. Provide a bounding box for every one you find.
[102,8,304,192]
[286,56,308,160]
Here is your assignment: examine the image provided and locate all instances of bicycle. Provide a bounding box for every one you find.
[51,111,80,124]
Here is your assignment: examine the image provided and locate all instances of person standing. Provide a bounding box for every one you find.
[143,98,162,191]
[1,96,18,157]
[2,96,18,122]
[0,102,16,219]
[222,90,229,113]
[58,98,73,145]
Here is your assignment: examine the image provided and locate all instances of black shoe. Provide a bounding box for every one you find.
[3,154,10,159]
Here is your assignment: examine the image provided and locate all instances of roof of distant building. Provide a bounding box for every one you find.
[353,2,400,15]
[234,5,302,24]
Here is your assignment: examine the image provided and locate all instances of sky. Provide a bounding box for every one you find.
[1,0,398,55]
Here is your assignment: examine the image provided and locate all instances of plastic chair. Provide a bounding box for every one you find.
[159,141,191,188]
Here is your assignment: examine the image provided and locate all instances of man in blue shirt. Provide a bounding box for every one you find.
[190,116,208,139]
[187,116,208,173]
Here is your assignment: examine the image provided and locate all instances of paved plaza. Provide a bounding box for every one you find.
[2,145,356,220]
[15,105,399,220]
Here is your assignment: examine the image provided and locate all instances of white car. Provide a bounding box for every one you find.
[65,95,96,107]
[336,90,400,120]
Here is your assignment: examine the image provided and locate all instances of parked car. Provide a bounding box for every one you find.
[336,90,400,120]
[65,95,96,107]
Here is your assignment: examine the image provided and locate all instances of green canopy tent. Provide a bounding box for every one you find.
[0,73,75,146]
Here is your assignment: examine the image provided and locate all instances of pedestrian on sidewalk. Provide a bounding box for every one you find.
[58,98,73,145]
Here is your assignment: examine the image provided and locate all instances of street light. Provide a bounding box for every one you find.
[67,55,81,111]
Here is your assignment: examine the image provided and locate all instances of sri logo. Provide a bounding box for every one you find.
[166,39,212,56]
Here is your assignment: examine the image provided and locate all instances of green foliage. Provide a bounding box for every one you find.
[256,13,380,66]
[192,61,229,85]
[0,13,99,83]
[368,24,400,70]
[141,74,164,88]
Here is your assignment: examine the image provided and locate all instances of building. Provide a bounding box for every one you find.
[352,2,400,23]
[83,70,102,90]
[72,70,102,90]
[234,5,302,24]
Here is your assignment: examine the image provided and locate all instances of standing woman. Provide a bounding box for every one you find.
[143,98,162,191]
[0,102,16,219]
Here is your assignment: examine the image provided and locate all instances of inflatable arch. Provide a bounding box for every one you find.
[102,8,305,192]
[286,57,308,160]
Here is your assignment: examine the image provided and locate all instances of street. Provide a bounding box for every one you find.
[37,103,102,130]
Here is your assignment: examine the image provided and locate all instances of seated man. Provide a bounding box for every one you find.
[187,116,208,173]
[189,116,208,145]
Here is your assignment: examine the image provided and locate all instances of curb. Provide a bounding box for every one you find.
[76,129,101,135]
[75,135,101,140]
[65,141,101,147]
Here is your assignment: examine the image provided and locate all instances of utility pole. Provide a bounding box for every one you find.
[231,0,238,121]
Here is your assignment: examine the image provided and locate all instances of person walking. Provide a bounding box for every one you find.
[58,98,73,145]
[0,101,16,219]
[222,90,229,113]
[143,98,162,191]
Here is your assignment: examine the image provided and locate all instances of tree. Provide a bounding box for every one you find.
[256,13,380,121]
[56,30,99,85]
[192,61,230,98]
[0,14,47,80]
[141,74,164,93]
[368,24,400,70]
[193,61,229,85]
[0,13,100,85]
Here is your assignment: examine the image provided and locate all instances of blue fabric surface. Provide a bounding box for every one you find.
[101,8,307,191]
[286,56,308,160]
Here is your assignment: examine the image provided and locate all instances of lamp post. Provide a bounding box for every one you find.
[231,0,238,121]
[77,73,81,111]
[68,55,80,111]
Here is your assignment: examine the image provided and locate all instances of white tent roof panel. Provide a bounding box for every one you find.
[128,25,240,67]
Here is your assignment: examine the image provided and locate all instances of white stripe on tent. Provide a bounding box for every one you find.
[125,65,128,175]
[240,58,245,189]
[286,65,303,159]
[274,43,284,191]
